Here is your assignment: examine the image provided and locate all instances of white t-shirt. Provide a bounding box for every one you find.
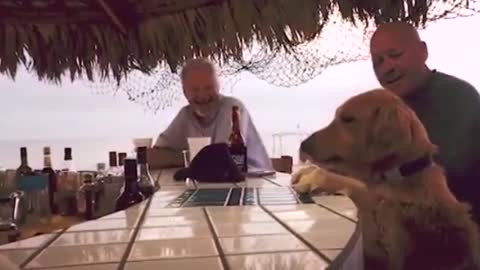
[155,95,273,171]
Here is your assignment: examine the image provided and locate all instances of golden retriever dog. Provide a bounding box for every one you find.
[292,89,480,270]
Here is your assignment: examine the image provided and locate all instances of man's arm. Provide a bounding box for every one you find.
[147,108,188,169]
[147,147,184,169]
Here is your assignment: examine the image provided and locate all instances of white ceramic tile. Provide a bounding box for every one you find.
[261,174,292,186]
[321,249,342,260]
[313,195,357,214]
[151,190,185,199]
[0,248,35,265]
[265,204,324,212]
[214,222,288,237]
[28,264,118,270]
[313,196,358,221]
[208,208,274,223]
[148,201,169,208]
[128,239,217,261]
[142,216,207,227]
[0,234,55,250]
[227,251,329,270]
[235,178,277,187]
[98,210,140,220]
[136,225,212,241]
[26,243,127,268]
[299,220,355,250]
[124,257,223,270]
[150,194,184,203]
[284,218,354,234]
[145,208,205,217]
[340,209,358,221]
[272,208,341,221]
[52,230,133,246]
[220,234,308,255]
[67,219,137,232]
[206,206,264,213]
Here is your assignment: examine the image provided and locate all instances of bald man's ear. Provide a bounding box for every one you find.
[420,41,428,61]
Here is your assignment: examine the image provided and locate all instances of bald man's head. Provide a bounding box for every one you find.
[370,22,431,97]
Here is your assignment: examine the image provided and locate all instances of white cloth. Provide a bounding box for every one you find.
[155,95,273,171]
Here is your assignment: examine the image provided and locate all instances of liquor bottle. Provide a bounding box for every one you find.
[107,151,118,176]
[94,163,106,213]
[42,147,58,214]
[15,147,32,178]
[136,146,156,198]
[228,106,248,177]
[114,158,145,211]
[77,173,96,220]
[58,147,78,215]
[118,153,127,166]
[118,152,127,176]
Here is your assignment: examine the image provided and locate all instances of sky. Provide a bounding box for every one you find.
[1,15,480,141]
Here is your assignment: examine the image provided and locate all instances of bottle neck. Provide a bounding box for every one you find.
[230,109,243,144]
[63,158,75,171]
[124,172,139,192]
[138,163,149,175]
[20,148,28,166]
[109,150,118,168]
[231,114,240,133]
[43,155,52,168]
[20,156,28,167]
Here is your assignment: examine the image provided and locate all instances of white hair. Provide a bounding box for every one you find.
[180,58,216,81]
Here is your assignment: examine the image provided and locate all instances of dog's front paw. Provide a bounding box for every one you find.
[291,165,328,194]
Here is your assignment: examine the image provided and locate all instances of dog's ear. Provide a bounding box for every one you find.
[365,104,435,162]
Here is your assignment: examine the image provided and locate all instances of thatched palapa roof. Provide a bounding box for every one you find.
[0,0,467,83]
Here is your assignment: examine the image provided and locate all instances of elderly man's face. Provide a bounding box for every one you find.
[182,68,220,119]
[370,29,428,97]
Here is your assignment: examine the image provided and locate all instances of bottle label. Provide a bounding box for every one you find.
[231,154,247,172]
[16,175,49,191]
[59,171,80,192]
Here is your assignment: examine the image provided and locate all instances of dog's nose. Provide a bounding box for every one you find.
[299,138,313,163]
[300,137,313,154]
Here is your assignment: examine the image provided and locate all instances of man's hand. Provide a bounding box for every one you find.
[291,165,329,194]
[147,147,184,169]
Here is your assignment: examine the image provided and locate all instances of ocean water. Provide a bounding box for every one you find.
[0,133,308,171]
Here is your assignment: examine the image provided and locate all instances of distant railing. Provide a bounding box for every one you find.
[271,131,312,164]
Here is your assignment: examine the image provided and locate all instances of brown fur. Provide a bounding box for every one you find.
[292,89,480,270]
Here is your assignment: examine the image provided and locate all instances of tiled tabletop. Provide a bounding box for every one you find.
[0,169,358,270]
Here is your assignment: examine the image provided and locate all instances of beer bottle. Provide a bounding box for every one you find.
[228,106,248,176]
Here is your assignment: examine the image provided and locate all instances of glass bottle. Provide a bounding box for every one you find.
[228,106,248,177]
[58,147,78,215]
[77,173,96,220]
[15,147,32,178]
[114,159,145,211]
[42,147,58,214]
[136,146,156,198]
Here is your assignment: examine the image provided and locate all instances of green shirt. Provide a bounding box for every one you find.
[403,70,480,205]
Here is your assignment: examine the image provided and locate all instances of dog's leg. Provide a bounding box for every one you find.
[292,165,370,207]
[385,219,409,270]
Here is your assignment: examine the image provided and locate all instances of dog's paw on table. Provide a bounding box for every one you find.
[291,165,329,194]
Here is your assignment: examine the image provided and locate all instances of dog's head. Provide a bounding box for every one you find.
[300,89,437,184]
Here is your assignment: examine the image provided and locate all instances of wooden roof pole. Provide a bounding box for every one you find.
[94,0,136,35]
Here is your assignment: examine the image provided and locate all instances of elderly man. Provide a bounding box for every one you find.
[148,58,273,171]
[370,21,480,222]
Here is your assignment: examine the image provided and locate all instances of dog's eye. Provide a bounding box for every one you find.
[341,116,356,123]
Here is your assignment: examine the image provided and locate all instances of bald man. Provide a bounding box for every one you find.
[148,58,273,172]
[370,22,480,223]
